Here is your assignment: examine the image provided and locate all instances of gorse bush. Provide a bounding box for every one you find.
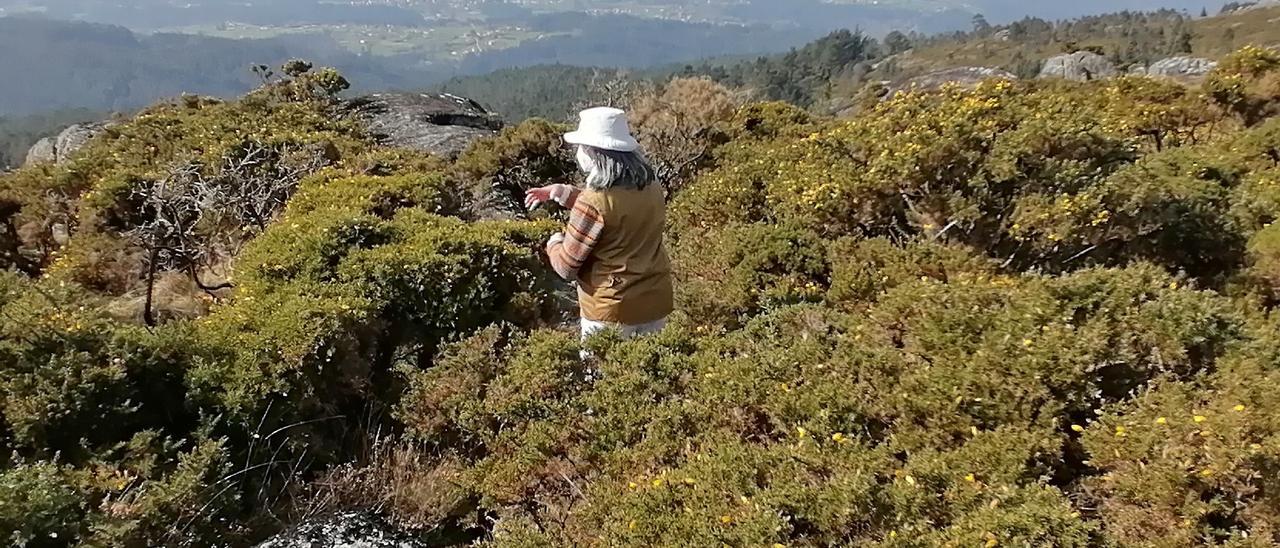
[825,236,998,307]
[391,263,1244,546]
[0,273,242,546]
[1206,45,1280,127]
[3,46,1280,546]
[0,63,365,305]
[672,74,1280,287]
[676,78,1144,246]
[1081,319,1280,545]
[451,118,576,220]
[0,64,564,545]
[1,462,84,548]
[673,223,829,326]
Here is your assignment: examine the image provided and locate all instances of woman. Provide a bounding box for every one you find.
[525,107,673,344]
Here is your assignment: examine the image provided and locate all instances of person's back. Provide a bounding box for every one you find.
[575,182,673,326]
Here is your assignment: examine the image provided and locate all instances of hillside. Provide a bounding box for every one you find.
[878,4,1280,81]
[3,44,1280,546]
[445,5,1280,124]
[441,29,880,122]
[439,65,630,122]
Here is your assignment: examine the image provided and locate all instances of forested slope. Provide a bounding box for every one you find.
[444,5,1280,123]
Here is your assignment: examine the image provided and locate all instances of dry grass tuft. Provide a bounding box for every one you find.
[299,437,477,530]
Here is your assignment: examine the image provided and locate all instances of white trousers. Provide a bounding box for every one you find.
[580,316,668,340]
[579,317,667,362]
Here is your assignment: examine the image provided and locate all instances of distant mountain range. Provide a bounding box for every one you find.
[0,0,1246,119]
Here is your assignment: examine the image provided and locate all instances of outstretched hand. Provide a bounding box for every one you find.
[524,186,556,210]
[524,184,576,211]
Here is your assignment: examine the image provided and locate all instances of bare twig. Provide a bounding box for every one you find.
[1063,244,1099,265]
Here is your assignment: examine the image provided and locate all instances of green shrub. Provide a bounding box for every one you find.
[0,277,195,461]
[194,211,558,419]
[386,264,1243,546]
[0,275,245,546]
[0,462,84,548]
[826,236,997,307]
[1226,119,1280,235]
[1100,76,1224,151]
[665,102,816,243]
[1009,145,1246,279]
[1241,223,1280,303]
[672,75,1280,288]
[1082,325,1280,545]
[84,437,241,548]
[0,65,369,292]
[1206,45,1280,126]
[673,223,829,326]
[723,101,815,142]
[286,169,460,220]
[452,119,576,219]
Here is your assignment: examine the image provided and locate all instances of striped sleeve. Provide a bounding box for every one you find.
[547,200,605,280]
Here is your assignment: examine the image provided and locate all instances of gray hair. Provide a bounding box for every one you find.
[581,145,655,191]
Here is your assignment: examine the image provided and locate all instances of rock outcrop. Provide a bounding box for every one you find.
[1225,0,1280,13]
[255,511,432,548]
[890,67,1016,95]
[344,93,503,159]
[24,122,110,166]
[1145,56,1219,79]
[1038,51,1117,81]
[24,137,57,166]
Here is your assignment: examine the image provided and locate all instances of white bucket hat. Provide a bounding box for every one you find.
[564,107,640,152]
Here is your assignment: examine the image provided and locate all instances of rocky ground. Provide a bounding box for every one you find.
[256,511,437,548]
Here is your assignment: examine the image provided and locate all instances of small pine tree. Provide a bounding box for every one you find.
[1173,29,1194,54]
[972,14,992,35]
[884,31,912,55]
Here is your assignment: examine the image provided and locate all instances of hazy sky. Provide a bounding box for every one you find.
[0,0,1243,33]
